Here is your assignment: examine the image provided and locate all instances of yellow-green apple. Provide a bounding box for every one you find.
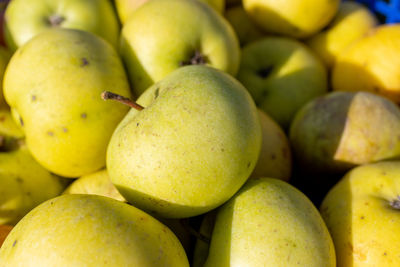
[0,144,67,226]
[243,0,340,39]
[332,24,400,103]
[289,91,400,175]
[306,1,378,69]
[105,65,261,219]
[119,0,240,97]
[115,0,225,24]
[3,28,132,178]
[224,5,265,46]
[204,178,336,266]
[0,194,189,266]
[236,36,328,129]
[62,169,126,202]
[251,109,291,181]
[320,161,400,267]
[3,0,120,51]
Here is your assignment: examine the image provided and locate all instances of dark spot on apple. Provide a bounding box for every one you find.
[0,116,4,122]
[26,191,31,196]
[50,201,54,205]
[179,50,208,66]
[360,216,365,220]
[81,113,87,119]
[62,127,68,133]
[12,240,17,247]
[383,251,387,256]
[247,162,251,168]
[31,95,36,101]
[15,177,23,183]
[47,131,54,136]
[221,148,225,152]
[19,117,24,126]
[271,153,276,160]
[81,58,89,67]
[373,86,380,92]
[154,87,160,99]
[257,66,274,78]
[136,122,139,127]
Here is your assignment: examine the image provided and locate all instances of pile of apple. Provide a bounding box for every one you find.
[1,0,400,265]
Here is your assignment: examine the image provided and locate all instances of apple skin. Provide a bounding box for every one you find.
[289,91,400,175]
[332,24,400,104]
[3,0,120,51]
[320,161,400,267]
[243,0,340,39]
[119,0,240,97]
[306,1,378,69]
[115,0,225,24]
[236,36,328,129]
[204,178,336,267]
[250,109,291,181]
[224,5,265,47]
[0,194,190,266]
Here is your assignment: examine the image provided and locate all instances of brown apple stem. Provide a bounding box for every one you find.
[101,91,144,111]
[180,218,211,244]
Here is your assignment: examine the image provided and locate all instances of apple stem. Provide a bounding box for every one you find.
[101,91,144,111]
[390,196,400,210]
[180,219,211,244]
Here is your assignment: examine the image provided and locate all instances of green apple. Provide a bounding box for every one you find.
[204,178,336,266]
[224,5,265,46]
[0,194,189,266]
[3,28,132,178]
[4,0,120,51]
[120,0,240,97]
[62,169,126,202]
[289,91,400,175]
[115,0,225,24]
[0,145,67,226]
[306,1,378,69]
[106,65,261,219]
[320,161,400,266]
[251,109,291,181]
[332,24,400,104]
[236,36,328,129]
[243,0,340,39]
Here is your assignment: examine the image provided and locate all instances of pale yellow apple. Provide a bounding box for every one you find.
[115,0,225,24]
[332,24,400,103]
[243,0,340,39]
[320,161,400,266]
[251,109,291,181]
[306,1,378,69]
[224,5,265,46]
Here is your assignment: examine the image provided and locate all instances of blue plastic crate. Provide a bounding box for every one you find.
[354,0,400,23]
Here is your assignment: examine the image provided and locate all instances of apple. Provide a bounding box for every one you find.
[3,0,120,51]
[332,24,400,104]
[236,36,328,129]
[289,91,400,175]
[243,0,340,39]
[306,1,378,69]
[320,161,400,266]
[119,0,240,97]
[224,5,265,46]
[115,0,225,24]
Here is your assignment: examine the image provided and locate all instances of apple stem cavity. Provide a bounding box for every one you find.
[390,196,400,210]
[101,91,144,111]
[48,14,65,27]
[257,66,274,78]
[179,50,208,66]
